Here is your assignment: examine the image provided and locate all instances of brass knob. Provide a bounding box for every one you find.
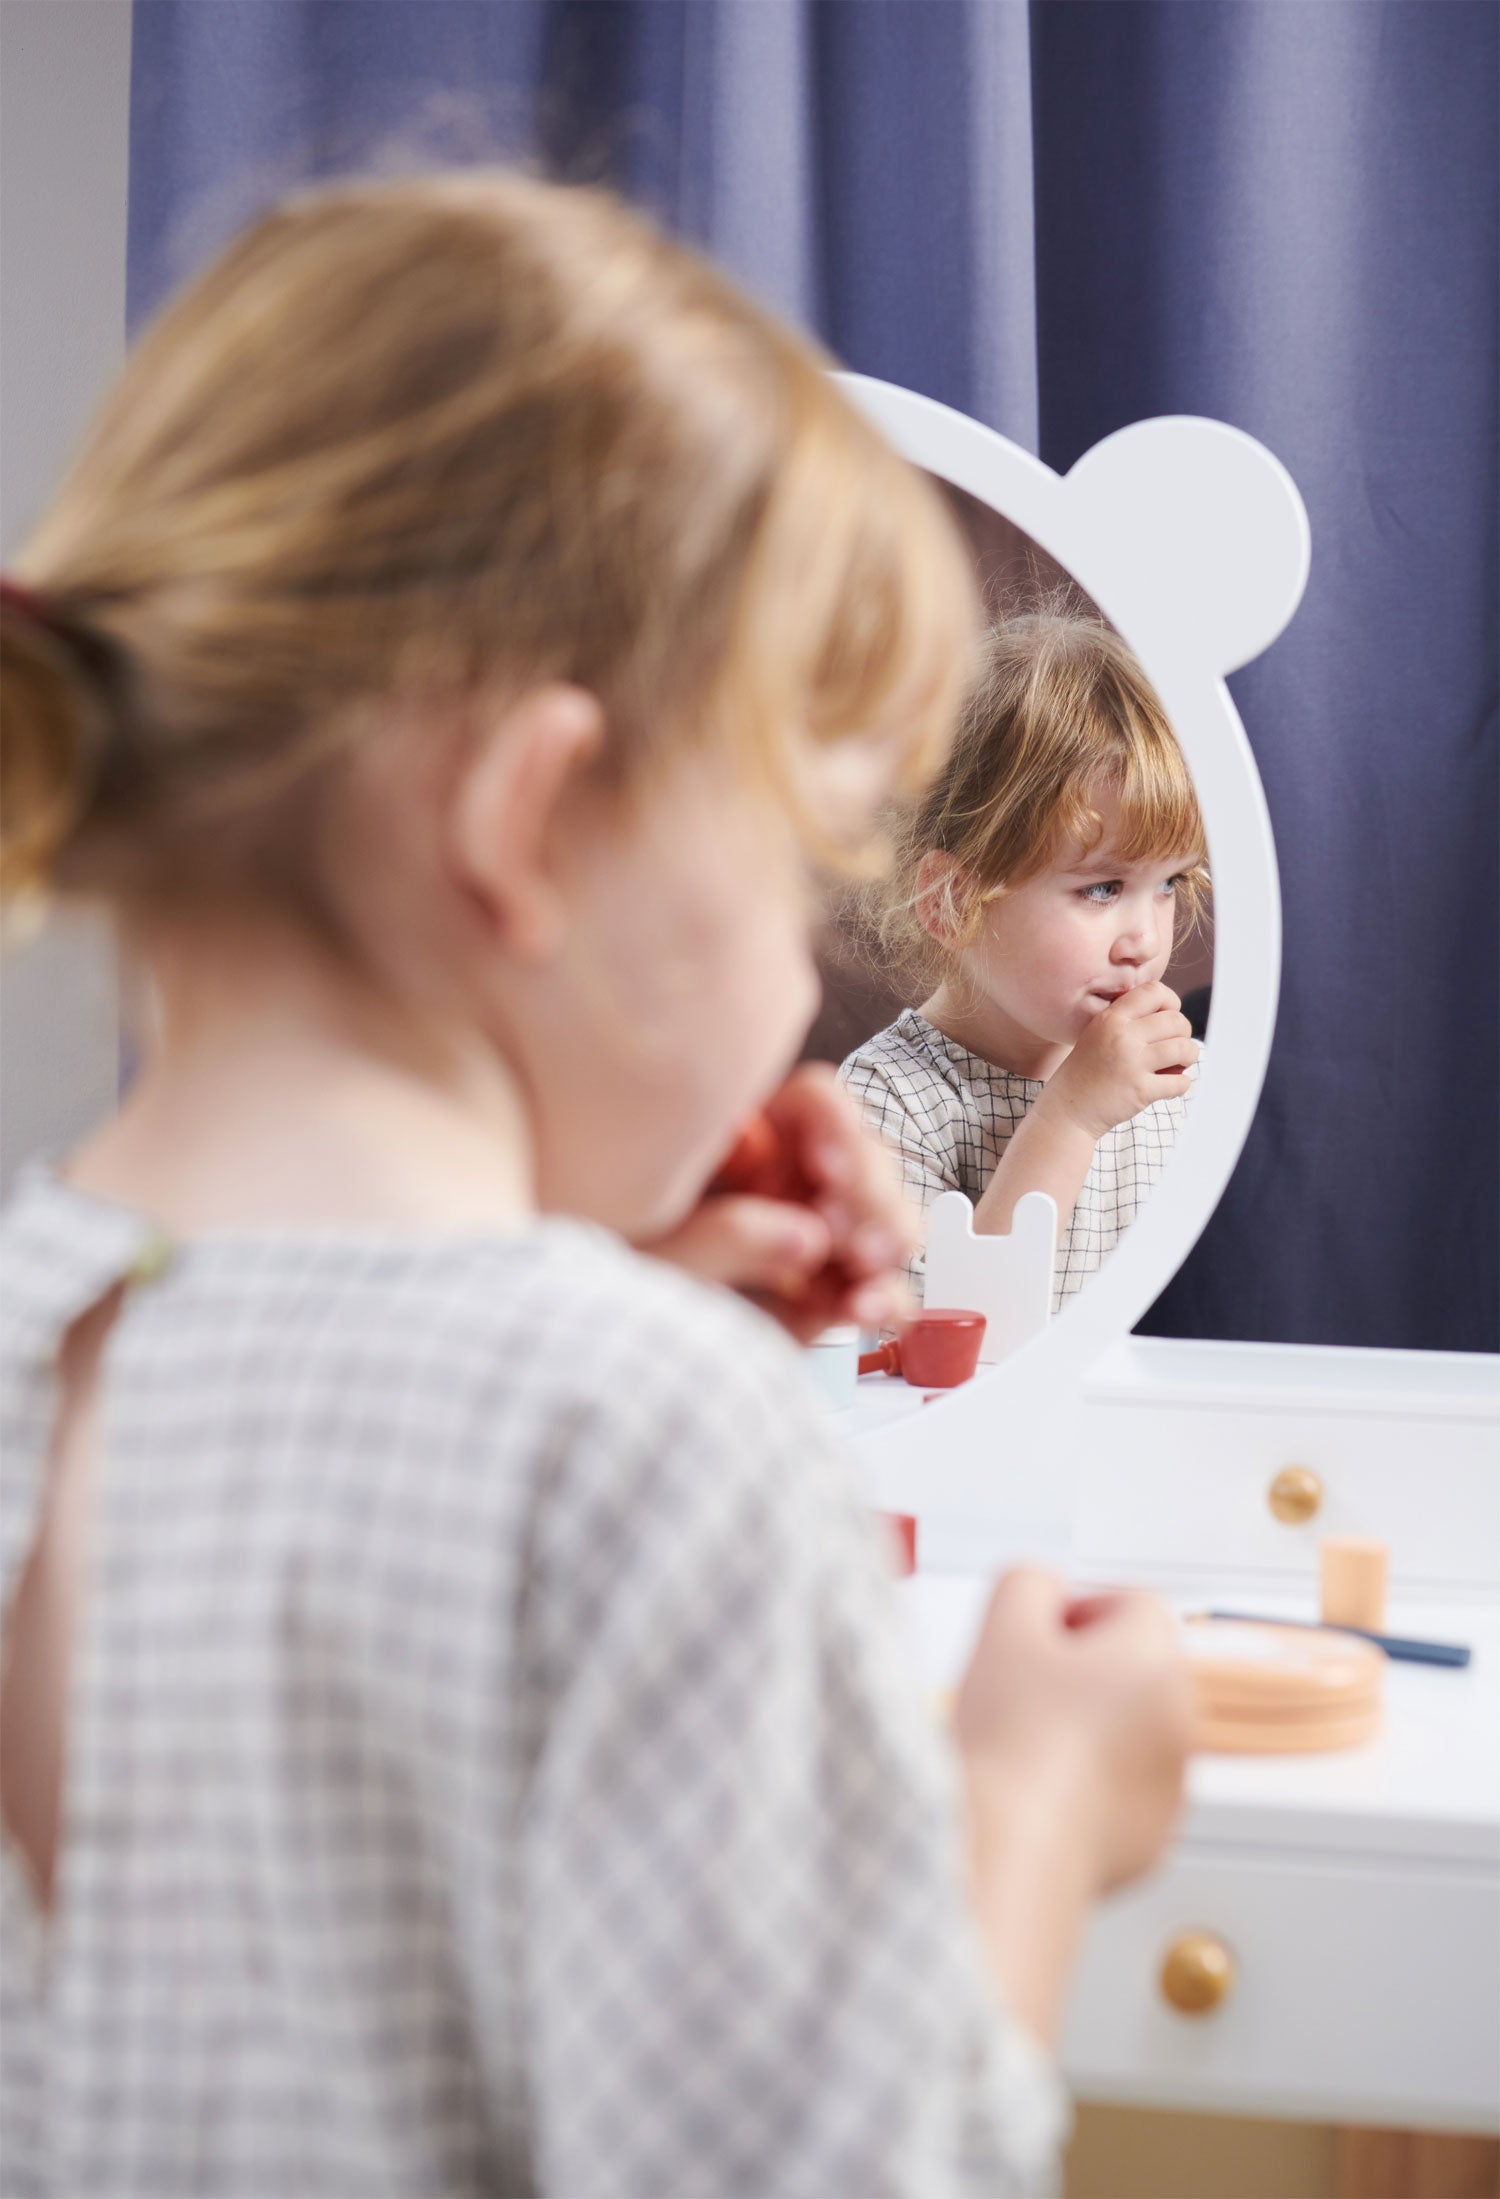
[1267,1465,1323,1525]
[1160,1931,1235,2016]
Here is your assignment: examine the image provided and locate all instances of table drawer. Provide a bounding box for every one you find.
[1073,1400,1499,1588]
[1064,1846,1500,2131]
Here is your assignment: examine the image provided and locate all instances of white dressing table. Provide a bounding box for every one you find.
[844,1315,1500,2135]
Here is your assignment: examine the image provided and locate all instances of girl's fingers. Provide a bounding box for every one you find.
[848,1169,921,1270]
[964,1567,1072,1672]
[1113,981,1178,1020]
[763,1062,859,1188]
[1133,1010,1192,1045]
[800,1275,906,1336]
[763,1064,918,1271]
[1144,1035,1200,1070]
[846,1221,905,1275]
[743,1299,836,1347]
[837,1110,919,1259]
[849,1271,913,1330]
[743,1261,910,1344]
[644,1196,831,1294]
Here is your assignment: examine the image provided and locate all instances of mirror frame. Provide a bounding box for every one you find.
[838,376,1310,1545]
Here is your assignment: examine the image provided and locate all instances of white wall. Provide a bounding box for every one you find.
[0,0,132,1190]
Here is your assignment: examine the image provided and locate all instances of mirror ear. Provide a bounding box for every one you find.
[914,850,978,946]
[1062,417,1310,678]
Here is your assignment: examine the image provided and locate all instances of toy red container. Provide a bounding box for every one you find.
[900,1309,986,1388]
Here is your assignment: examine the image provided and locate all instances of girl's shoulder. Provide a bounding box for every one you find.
[0,1170,838,1596]
[0,1165,808,1439]
[838,1006,937,1078]
[840,1009,1039,1105]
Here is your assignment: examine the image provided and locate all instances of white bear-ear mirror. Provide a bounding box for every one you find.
[836,376,1310,1555]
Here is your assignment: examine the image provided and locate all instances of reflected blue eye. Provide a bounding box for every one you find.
[1080,874,1186,905]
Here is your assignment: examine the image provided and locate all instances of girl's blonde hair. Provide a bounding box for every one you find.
[875,609,1208,993]
[1,171,975,917]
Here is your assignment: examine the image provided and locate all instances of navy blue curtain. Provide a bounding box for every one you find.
[128,0,1498,1352]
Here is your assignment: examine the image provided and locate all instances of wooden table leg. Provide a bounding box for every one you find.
[1335,2129,1500,2199]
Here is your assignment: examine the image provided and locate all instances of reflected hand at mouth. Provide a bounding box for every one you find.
[1040,982,1200,1145]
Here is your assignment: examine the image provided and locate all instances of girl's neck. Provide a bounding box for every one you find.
[69,910,536,1239]
[919,984,1071,1083]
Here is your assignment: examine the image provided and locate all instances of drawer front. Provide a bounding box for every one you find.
[1073,1400,1499,1586]
[1064,1848,1500,2130]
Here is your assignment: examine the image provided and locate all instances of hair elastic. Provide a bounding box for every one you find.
[0,576,61,632]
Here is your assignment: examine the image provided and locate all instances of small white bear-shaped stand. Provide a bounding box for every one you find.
[922,1190,1056,1365]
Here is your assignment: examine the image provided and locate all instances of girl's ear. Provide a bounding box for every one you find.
[914,849,975,946]
[448,684,605,959]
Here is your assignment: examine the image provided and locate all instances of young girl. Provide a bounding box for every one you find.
[0,175,1189,2196]
[842,614,1207,1310]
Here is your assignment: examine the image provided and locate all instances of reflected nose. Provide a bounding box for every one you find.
[1110,928,1150,966]
[1111,895,1166,969]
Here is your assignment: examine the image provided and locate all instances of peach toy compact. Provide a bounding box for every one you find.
[932,1620,1385,1753]
[1183,1617,1385,1753]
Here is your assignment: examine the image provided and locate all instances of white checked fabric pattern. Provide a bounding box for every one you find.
[0,1171,1064,2198]
[840,1009,1191,1311]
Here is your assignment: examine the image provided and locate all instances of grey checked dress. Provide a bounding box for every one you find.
[840,1009,1191,1312]
[0,1170,1064,2198]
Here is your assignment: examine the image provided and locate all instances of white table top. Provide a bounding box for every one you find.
[899,1570,1500,1870]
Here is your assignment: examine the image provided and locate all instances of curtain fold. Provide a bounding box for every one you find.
[126,0,1498,1350]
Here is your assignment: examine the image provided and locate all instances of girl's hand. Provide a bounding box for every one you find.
[1042,980,1199,1141]
[952,1569,1191,2046]
[638,1065,917,1344]
[957,1568,1193,1898]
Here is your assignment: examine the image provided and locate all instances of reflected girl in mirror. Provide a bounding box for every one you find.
[842,613,1206,1310]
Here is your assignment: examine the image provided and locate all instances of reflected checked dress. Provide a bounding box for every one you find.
[0,1169,1065,2198]
[840,1009,1192,1312]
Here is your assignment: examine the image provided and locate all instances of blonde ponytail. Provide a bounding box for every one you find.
[0,588,121,905]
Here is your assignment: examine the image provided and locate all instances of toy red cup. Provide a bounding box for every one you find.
[903,1308,986,1386]
[859,1308,986,1388]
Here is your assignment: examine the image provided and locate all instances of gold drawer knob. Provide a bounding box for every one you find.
[1160,1931,1235,2016]
[1267,1465,1323,1525]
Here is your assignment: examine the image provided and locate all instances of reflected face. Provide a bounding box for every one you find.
[962,792,1201,1050]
